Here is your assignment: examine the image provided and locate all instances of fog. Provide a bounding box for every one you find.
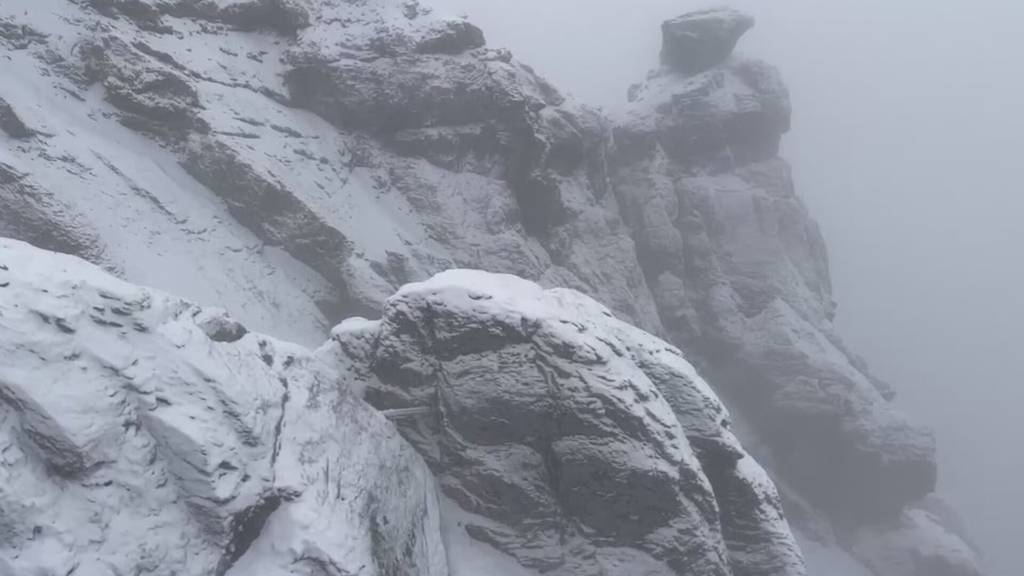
[431,1,1024,574]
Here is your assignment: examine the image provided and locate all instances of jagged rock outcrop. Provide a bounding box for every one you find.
[615,7,940,523]
[612,9,978,576]
[0,2,986,576]
[660,8,755,75]
[0,238,447,576]
[323,271,805,576]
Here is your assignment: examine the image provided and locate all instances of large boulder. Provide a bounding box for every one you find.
[661,8,755,74]
[323,270,807,576]
[0,238,447,576]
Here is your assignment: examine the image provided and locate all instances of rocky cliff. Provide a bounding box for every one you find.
[0,1,983,575]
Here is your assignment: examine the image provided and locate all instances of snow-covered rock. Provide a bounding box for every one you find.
[323,270,806,576]
[0,237,447,576]
[0,1,987,575]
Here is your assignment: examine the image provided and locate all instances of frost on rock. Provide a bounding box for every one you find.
[323,270,806,576]
[0,238,447,576]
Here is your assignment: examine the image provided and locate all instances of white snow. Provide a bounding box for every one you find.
[0,238,447,576]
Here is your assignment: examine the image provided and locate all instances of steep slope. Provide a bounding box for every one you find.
[0,0,659,348]
[0,2,984,575]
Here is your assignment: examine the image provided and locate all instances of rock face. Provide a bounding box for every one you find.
[615,6,942,532]
[614,11,975,576]
[324,271,805,576]
[0,238,447,576]
[0,2,985,576]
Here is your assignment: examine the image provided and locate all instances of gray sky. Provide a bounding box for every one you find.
[432,1,1024,574]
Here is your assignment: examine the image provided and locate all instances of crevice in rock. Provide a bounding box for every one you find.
[270,376,289,469]
[215,492,283,576]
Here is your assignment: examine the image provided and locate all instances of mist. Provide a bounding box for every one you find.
[431,1,1024,574]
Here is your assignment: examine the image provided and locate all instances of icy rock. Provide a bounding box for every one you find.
[324,270,806,576]
[661,8,755,74]
[0,238,447,576]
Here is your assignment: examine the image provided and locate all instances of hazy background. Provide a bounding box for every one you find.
[432,1,1023,574]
